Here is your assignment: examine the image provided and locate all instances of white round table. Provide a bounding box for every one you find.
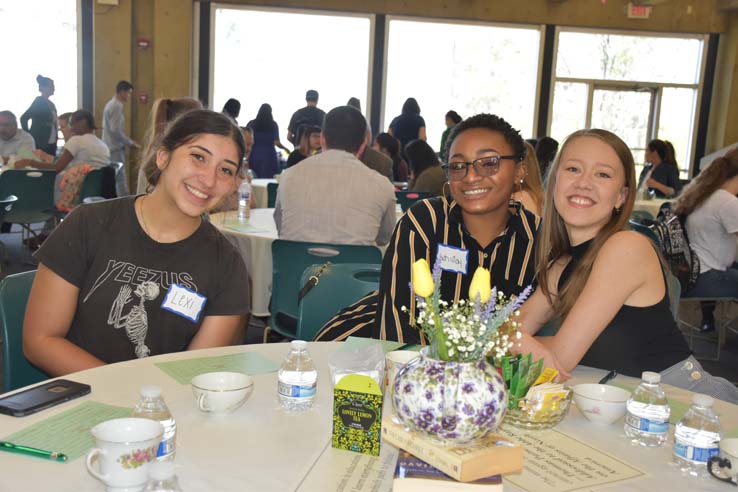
[1,342,736,491]
[211,209,278,317]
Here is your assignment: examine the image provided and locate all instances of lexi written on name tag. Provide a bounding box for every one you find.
[161,283,207,322]
[436,244,468,274]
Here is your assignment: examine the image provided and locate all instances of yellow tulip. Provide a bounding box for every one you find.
[468,267,491,303]
[411,259,434,298]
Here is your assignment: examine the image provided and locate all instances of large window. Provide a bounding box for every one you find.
[550,29,705,176]
[383,18,542,154]
[211,5,372,144]
[0,0,78,123]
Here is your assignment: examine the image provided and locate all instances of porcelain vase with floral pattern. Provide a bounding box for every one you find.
[392,348,508,444]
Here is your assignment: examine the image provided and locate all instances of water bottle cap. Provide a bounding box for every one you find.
[693,394,713,407]
[642,371,660,383]
[149,461,175,480]
[140,385,162,398]
[291,340,308,350]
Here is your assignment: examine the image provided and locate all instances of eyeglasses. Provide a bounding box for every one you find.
[442,155,518,181]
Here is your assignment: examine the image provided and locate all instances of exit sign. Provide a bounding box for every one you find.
[627,2,652,18]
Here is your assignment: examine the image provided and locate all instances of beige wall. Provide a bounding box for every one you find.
[91,0,738,173]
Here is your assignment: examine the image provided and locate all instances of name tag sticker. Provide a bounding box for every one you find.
[436,244,468,274]
[161,283,207,322]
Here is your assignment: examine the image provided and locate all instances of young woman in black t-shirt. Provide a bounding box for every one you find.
[515,129,738,403]
[24,110,251,376]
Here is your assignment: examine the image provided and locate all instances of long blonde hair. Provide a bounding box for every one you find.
[517,141,544,212]
[536,129,636,318]
[675,147,738,216]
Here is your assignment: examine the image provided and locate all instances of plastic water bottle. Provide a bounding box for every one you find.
[277,340,318,411]
[132,386,177,461]
[673,394,722,477]
[624,371,670,447]
[145,461,183,491]
[237,180,251,222]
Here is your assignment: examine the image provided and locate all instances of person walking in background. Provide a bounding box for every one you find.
[287,90,325,146]
[374,132,408,182]
[222,98,241,123]
[639,139,682,198]
[103,80,138,196]
[247,103,290,178]
[20,75,58,155]
[405,139,445,196]
[439,110,461,157]
[136,97,203,194]
[388,97,426,153]
[676,148,738,333]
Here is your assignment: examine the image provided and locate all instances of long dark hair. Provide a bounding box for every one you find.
[375,132,402,171]
[143,109,246,188]
[675,148,738,216]
[250,103,277,133]
[405,139,439,178]
[401,97,420,115]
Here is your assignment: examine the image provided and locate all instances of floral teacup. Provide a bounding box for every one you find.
[86,418,163,492]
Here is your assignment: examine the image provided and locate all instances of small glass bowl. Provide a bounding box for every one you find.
[503,388,573,430]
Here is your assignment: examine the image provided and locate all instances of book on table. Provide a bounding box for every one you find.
[393,450,503,491]
[382,415,523,482]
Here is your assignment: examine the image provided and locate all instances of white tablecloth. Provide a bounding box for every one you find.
[1,343,736,491]
[211,209,278,317]
[633,198,671,218]
[251,179,278,209]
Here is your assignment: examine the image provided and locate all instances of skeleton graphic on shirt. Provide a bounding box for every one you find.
[107,281,160,358]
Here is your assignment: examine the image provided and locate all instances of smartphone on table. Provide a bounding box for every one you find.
[0,379,91,417]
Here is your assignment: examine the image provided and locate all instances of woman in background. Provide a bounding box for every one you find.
[136,97,203,193]
[511,141,544,215]
[388,97,426,153]
[405,139,445,196]
[639,139,682,197]
[514,129,738,403]
[286,126,321,168]
[247,103,289,178]
[20,75,58,155]
[535,136,558,182]
[676,148,738,332]
[439,110,462,157]
[221,98,241,122]
[375,132,408,182]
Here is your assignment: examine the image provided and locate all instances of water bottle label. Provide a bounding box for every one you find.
[625,413,668,434]
[673,442,719,463]
[278,381,316,399]
[157,437,175,458]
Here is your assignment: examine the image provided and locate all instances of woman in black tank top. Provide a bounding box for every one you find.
[512,129,738,404]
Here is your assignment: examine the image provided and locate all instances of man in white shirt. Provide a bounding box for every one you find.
[274,105,396,246]
[103,80,137,195]
[0,110,35,161]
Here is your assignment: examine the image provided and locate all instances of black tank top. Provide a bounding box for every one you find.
[558,240,691,377]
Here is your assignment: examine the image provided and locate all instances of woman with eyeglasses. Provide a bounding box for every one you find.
[315,113,539,343]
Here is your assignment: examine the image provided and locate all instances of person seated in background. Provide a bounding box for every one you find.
[360,126,393,181]
[286,125,321,168]
[0,110,35,162]
[315,113,537,343]
[439,110,461,157]
[23,109,251,376]
[638,139,682,198]
[676,148,738,332]
[511,141,544,215]
[405,139,445,196]
[535,135,559,182]
[374,132,408,182]
[274,105,396,246]
[137,97,203,194]
[513,129,738,403]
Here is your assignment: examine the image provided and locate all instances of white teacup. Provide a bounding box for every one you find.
[708,437,738,485]
[191,371,254,414]
[386,350,420,393]
[86,418,163,492]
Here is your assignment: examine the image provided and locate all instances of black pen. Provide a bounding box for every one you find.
[598,370,618,385]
